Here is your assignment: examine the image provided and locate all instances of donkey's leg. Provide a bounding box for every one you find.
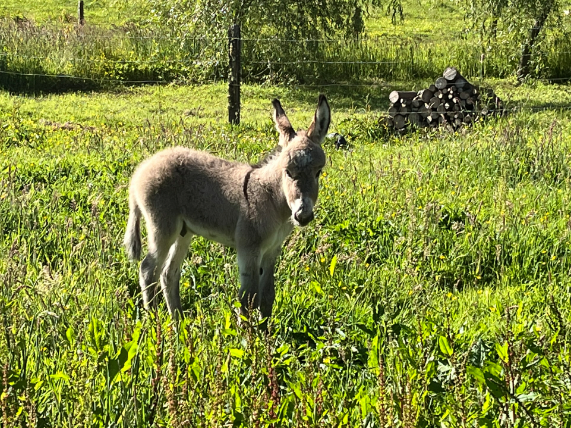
[139,223,179,310]
[139,251,168,310]
[259,250,280,321]
[236,248,262,315]
[160,233,193,319]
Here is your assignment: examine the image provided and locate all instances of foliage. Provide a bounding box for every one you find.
[0,82,571,426]
[461,0,570,79]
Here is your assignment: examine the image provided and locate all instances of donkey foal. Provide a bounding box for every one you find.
[124,95,330,320]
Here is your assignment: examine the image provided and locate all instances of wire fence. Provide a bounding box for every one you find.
[1,17,570,123]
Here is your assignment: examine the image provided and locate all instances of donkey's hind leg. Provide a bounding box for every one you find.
[160,232,193,318]
[139,223,179,310]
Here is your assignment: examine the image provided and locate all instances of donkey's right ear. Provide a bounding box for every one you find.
[307,94,331,145]
[272,99,296,147]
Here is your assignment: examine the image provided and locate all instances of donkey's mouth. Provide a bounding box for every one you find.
[293,211,314,227]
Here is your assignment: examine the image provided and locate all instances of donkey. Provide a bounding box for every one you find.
[124,95,330,320]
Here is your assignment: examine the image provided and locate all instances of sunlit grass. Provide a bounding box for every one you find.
[1,82,570,426]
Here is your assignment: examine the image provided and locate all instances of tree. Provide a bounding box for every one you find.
[149,0,386,40]
[463,0,564,81]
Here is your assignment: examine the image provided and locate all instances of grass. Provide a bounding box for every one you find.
[0,0,150,25]
[1,81,571,426]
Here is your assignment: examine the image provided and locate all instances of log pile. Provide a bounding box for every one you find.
[387,67,504,132]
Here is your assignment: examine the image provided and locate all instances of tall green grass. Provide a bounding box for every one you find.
[0,13,570,92]
[1,84,570,426]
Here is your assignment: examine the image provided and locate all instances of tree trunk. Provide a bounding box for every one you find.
[517,5,552,82]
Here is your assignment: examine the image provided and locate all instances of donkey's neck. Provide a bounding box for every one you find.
[249,162,291,222]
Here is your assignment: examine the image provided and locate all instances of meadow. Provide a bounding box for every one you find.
[1,80,571,427]
[2,0,571,427]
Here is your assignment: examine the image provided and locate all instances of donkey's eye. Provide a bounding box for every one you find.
[316,170,322,178]
[286,170,293,178]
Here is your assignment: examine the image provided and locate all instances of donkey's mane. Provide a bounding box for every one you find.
[250,146,283,169]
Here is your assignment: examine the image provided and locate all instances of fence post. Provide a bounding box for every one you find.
[78,0,85,25]
[228,23,241,125]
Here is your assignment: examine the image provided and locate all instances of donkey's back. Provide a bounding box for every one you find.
[128,147,250,248]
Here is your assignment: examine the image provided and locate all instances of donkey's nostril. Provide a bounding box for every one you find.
[295,211,314,226]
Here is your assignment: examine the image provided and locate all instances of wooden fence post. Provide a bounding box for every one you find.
[78,0,85,25]
[228,23,241,125]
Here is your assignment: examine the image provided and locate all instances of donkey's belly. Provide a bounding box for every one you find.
[183,220,236,248]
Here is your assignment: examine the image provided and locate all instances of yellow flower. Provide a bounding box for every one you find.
[490,307,496,312]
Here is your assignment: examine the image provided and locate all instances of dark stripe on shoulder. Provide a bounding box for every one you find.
[243,169,253,204]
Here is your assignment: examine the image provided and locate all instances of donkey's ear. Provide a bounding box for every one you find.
[272,99,296,147]
[307,94,331,145]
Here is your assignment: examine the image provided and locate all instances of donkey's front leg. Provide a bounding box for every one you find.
[259,250,280,321]
[236,248,262,315]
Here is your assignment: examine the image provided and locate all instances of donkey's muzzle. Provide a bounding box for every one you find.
[294,210,314,227]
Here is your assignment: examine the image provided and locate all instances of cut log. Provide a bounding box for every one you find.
[430,97,441,109]
[435,77,448,90]
[393,114,407,130]
[389,105,399,118]
[459,90,471,100]
[409,112,421,127]
[419,104,431,119]
[419,89,434,103]
[389,91,417,104]
[443,66,468,89]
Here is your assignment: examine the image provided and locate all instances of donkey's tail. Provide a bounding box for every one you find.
[124,192,142,261]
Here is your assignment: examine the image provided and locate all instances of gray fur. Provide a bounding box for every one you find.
[124,96,330,320]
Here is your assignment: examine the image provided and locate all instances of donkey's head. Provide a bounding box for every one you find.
[272,95,330,227]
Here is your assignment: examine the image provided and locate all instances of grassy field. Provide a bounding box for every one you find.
[1,0,571,426]
[1,81,571,427]
[0,0,149,25]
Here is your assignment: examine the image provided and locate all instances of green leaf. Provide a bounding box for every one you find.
[467,366,485,385]
[329,254,337,277]
[66,326,75,346]
[438,335,453,357]
[229,348,244,358]
[368,335,379,370]
[495,342,508,363]
[50,371,70,382]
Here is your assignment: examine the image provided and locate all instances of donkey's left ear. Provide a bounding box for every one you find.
[272,98,296,148]
[307,94,331,145]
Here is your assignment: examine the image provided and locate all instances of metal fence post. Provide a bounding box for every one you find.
[78,1,85,25]
[228,23,241,125]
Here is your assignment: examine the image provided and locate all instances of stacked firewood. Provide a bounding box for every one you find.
[387,67,504,131]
